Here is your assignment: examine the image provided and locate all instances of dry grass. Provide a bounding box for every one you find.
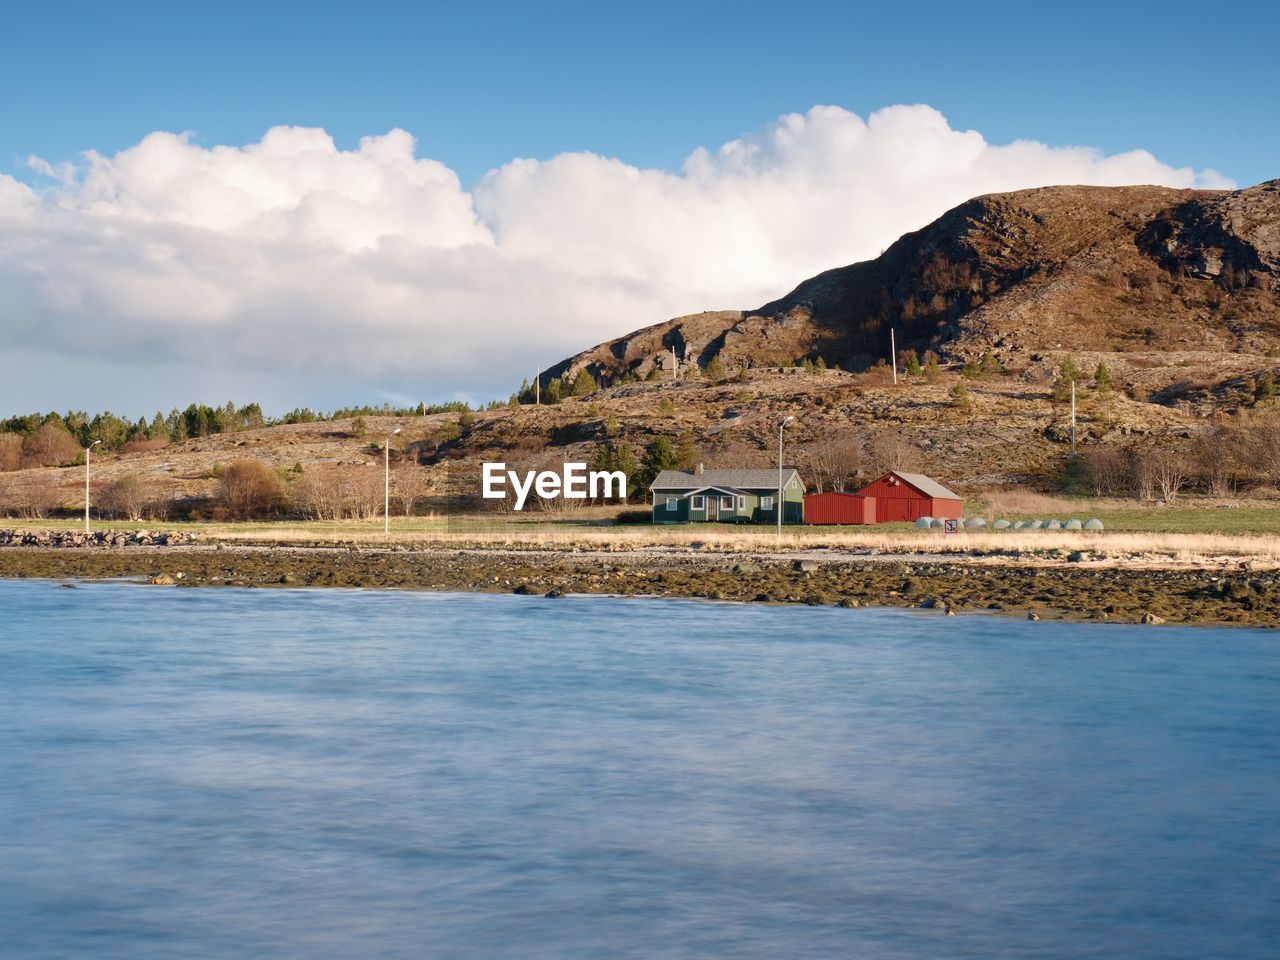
[975,489,1088,516]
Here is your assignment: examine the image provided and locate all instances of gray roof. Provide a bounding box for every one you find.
[651,468,802,493]
[892,471,962,501]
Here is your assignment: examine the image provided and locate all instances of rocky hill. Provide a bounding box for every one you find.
[547,180,1280,403]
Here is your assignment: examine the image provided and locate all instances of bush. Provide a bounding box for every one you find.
[100,474,152,521]
[292,464,384,520]
[217,459,284,520]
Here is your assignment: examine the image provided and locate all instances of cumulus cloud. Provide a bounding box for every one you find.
[0,104,1233,409]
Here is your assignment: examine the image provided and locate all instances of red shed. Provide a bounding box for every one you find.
[854,471,963,523]
[804,492,877,525]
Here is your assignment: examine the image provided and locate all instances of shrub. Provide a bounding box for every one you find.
[705,356,726,381]
[0,433,21,472]
[292,464,384,520]
[217,459,283,520]
[100,474,152,521]
[950,381,972,412]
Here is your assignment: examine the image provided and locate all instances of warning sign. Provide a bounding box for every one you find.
[943,519,959,535]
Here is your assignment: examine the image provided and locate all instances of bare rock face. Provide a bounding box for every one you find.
[547,180,1280,387]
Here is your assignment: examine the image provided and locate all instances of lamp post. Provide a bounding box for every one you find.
[84,439,102,534]
[384,428,402,535]
[777,416,794,545]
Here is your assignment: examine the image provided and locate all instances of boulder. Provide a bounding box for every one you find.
[1083,518,1105,530]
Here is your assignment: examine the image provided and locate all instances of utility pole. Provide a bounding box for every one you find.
[534,372,540,405]
[384,428,401,535]
[84,439,101,534]
[671,346,678,381]
[1071,379,1077,455]
[890,329,898,385]
[777,416,794,545]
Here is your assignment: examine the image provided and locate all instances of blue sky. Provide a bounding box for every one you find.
[4,0,1275,189]
[1,0,1275,415]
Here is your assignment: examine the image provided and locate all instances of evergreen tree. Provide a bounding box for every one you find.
[572,368,598,396]
[705,355,726,380]
[1052,357,1083,403]
[674,429,697,470]
[950,381,972,413]
[736,366,749,383]
[923,352,942,383]
[1256,371,1277,402]
[1094,362,1114,396]
[903,352,922,377]
[545,378,563,403]
[639,437,677,489]
[815,356,827,370]
[980,352,1002,379]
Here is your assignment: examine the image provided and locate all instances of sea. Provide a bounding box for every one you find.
[1,580,1277,959]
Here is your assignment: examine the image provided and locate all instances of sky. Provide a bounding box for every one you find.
[1,0,1275,418]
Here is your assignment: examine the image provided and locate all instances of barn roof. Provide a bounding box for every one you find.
[651,468,802,492]
[892,471,962,500]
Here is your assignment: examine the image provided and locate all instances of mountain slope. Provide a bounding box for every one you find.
[548,180,1280,388]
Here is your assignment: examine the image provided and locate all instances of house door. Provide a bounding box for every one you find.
[707,498,719,520]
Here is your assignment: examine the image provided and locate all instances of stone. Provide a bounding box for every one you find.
[992,519,1011,530]
[1140,612,1166,625]
[1083,519,1105,531]
[544,589,566,599]
[1064,519,1083,530]
[1067,551,1085,563]
[792,559,819,572]
[149,575,175,585]
[1027,611,1041,621]
[836,598,860,608]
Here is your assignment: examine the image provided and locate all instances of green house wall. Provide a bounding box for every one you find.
[651,480,804,524]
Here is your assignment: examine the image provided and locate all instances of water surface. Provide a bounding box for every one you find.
[1,581,1278,958]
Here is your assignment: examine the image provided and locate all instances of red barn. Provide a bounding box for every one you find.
[804,492,877,525]
[854,471,963,523]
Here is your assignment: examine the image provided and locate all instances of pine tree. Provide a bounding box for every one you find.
[1256,371,1277,402]
[705,355,726,380]
[980,352,1002,379]
[674,429,697,470]
[923,352,942,383]
[1052,357,1083,403]
[572,368,598,396]
[546,378,563,403]
[639,437,677,489]
[1094,362,1113,396]
[950,381,972,412]
[815,356,827,370]
[903,352,922,377]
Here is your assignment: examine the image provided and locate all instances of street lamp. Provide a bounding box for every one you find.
[384,428,402,535]
[777,416,794,544]
[85,439,102,534]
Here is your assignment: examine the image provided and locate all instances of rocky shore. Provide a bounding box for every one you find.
[1,531,1276,626]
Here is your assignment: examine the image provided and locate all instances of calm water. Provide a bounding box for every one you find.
[1,582,1278,959]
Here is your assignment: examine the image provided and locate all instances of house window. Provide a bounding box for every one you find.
[665,497,677,512]
[737,496,746,510]
[761,496,774,510]
[720,496,734,511]
[691,495,705,510]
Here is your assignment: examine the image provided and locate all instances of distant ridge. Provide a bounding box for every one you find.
[545,180,1280,384]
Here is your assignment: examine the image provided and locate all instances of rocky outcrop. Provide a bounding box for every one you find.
[0,529,198,548]
[548,180,1280,387]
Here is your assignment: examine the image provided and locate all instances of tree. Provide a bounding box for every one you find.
[0,433,21,472]
[1094,362,1114,396]
[22,421,80,467]
[950,381,972,412]
[639,437,677,490]
[903,352,922,377]
[980,352,1002,379]
[705,355,726,381]
[1052,357,1084,403]
[545,378,563,403]
[572,369,598,397]
[100,474,152,521]
[350,415,368,437]
[1255,372,1277,403]
[923,351,942,383]
[674,429,697,470]
[217,459,283,520]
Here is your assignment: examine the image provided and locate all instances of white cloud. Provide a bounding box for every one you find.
[0,104,1233,409]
